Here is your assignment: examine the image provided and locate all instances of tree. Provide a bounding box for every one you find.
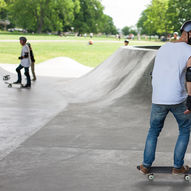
[2,0,117,34]
[73,0,106,34]
[0,0,6,10]
[137,9,151,35]
[101,15,117,35]
[137,0,171,36]
[122,26,130,36]
[0,0,9,30]
[166,0,191,33]
[122,26,137,36]
[0,0,7,19]
[8,0,80,33]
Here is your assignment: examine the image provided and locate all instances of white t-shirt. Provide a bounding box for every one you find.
[152,42,191,105]
[20,44,31,67]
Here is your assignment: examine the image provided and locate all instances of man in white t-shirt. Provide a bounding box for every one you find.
[139,21,191,175]
[14,37,31,88]
[170,32,179,42]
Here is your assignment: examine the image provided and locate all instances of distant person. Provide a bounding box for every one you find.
[90,33,93,38]
[14,37,31,88]
[27,43,36,81]
[129,33,134,40]
[170,32,179,42]
[88,40,93,45]
[139,20,191,175]
[124,39,129,46]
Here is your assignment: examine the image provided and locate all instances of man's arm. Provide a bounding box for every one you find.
[18,52,29,60]
[186,57,191,95]
[184,57,191,114]
[18,46,29,60]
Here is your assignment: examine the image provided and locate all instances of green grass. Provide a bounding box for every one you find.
[0,31,117,41]
[0,41,122,67]
[0,32,164,67]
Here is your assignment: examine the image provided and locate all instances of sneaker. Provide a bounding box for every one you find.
[172,165,189,175]
[13,81,21,84]
[139,164,150,174]
[22,84,31,88]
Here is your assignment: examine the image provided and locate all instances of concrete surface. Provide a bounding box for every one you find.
[0,57,93,78]
[0,46,191,191]
[0,69,70,159]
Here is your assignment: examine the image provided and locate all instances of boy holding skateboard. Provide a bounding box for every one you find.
[140,20,191,175]
[27,42,36,81]
[14,37,31,88]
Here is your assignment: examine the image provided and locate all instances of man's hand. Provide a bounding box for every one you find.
[184,109,191,114]
[185,57,191,114]
[184,95,191,114]
[18,56,23,60]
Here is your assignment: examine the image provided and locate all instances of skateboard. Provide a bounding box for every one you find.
[3,75,10,81]
[137,165,191,181]
[5,81,24,88]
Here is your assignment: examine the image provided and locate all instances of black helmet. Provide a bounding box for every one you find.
[19,36,27,43]
[180,20,191,33]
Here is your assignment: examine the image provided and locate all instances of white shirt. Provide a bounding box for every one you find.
[152,42,191,105]
[20,44,31,67]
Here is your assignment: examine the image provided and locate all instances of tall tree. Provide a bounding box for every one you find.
[0,0,7,19]
[122,26,130,36]
[137,0,171,36]
[101,15,117,35]
[3,0,117,34]
[166,0,191,33]
[122,26,137,36]
[73,0,105,34]
[8,0,80,33]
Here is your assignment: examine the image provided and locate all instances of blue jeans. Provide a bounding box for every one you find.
[143,102,191,169]
[16,64,31,86]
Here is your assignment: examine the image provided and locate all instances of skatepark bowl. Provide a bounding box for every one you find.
[0,45,191,191]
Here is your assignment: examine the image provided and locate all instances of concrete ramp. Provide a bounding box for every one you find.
[63,47,156,105]
[1,46,191,191]
[0,57,93,78]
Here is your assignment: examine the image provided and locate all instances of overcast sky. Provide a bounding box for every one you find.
[101,0,151,29]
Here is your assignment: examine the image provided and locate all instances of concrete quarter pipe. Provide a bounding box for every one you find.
[0,46,191,191]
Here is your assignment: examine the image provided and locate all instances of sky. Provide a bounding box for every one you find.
[101,0,151,29]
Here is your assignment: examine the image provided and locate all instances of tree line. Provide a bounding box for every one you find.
[0,0,117,34]
[137,0,191,37]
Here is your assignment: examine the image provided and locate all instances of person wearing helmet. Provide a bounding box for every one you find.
[139,20,191,175]
[14,37,31,88]
[170,32,179,42]
[124,39,129,46]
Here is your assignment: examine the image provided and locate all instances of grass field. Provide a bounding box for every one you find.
[0,32,164,67]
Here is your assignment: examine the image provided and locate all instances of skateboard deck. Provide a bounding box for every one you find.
[137,166,191,181]
[5,82,24,88]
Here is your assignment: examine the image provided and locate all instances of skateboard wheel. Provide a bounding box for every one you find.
[148,174,154,181]
[184,175,190,181]
[8,84,12,88]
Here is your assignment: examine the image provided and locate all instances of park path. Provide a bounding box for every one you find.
[0,39,161,44]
